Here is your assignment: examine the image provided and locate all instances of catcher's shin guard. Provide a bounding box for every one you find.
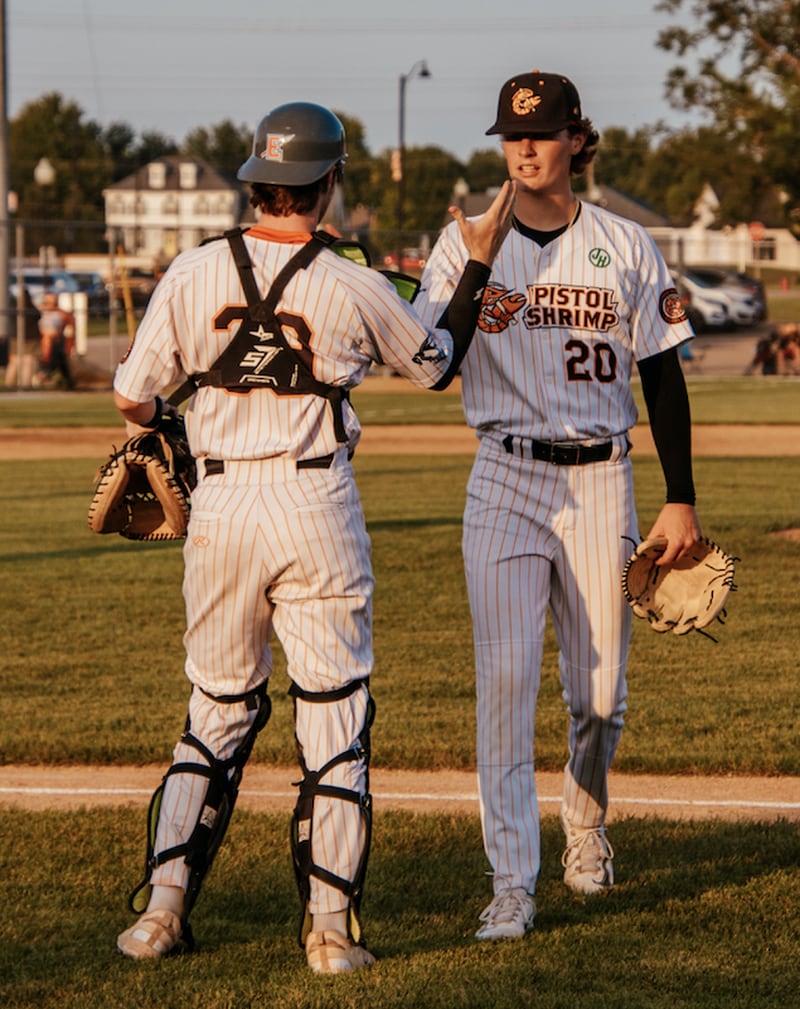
[289,677,375,949]
[128,681,271,946]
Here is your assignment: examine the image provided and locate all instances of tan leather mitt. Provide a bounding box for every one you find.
[88,414,196,541]
[622,536,737,636]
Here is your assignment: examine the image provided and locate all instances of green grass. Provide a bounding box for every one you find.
[0,453,797,773]
[0,429,798,1007]
[0,378,798,427]
[1,809,798,1009]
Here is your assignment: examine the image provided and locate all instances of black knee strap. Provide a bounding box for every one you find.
[127,681,271,946]
[289,677,375,948]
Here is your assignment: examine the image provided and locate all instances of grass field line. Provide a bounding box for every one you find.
[2,765,798,822]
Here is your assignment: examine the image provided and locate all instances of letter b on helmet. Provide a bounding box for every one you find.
[237,102,346,186]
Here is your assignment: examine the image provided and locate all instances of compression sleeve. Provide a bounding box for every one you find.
[430,260,492,391]
[637,347,696,505]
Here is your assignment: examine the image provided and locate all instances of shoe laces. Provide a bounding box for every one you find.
[478,888,532,926]
[561,826,614,872]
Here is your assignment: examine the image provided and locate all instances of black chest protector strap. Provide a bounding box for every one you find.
[167,228,351,443]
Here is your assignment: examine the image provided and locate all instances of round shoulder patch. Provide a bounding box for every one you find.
[659,287,688,325]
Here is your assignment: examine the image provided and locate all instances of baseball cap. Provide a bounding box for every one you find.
[486,70,582,135]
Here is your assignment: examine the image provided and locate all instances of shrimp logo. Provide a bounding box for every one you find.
[478,283,527,333]
[511,88,542,118]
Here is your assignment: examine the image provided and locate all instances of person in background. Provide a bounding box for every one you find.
[38,292,75,389]
[4,288,41,388]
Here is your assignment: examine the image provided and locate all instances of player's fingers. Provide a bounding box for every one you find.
[448,204,465,227]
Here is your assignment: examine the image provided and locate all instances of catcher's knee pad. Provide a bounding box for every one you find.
[128,680,271,943]
[289,677,375,948]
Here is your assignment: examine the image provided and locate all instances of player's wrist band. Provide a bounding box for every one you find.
[141,396,163,429]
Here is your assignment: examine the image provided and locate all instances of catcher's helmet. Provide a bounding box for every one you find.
[237,102,346,186]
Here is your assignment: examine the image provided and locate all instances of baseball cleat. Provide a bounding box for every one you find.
[116,908,183,960]
[475,887,536,940]
[305,930,376,974]
[560,811,615,895]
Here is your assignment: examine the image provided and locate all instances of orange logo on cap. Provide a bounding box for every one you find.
[511,88,542,117]
[262,133,293,162]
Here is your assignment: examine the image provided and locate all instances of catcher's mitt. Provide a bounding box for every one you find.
[88,413,197,541]
[622,536,737,636]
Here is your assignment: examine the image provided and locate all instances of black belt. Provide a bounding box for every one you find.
[502,434,613,466]
[204,453,335,477]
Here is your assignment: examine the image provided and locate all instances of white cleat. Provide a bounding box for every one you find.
[560,811,615,895]
[475,887,536,940]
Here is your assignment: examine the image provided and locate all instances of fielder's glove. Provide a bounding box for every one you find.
[622,536,737,636]
[88,406,197,542]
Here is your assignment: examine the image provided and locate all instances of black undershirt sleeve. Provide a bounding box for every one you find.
[637,347,696,505]
[430,260,492,391]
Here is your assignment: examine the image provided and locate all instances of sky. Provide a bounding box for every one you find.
[6,0,701,163]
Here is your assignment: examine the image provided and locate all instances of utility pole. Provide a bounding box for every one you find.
[0,0,10,361]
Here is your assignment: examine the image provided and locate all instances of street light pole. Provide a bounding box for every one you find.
[394,59,430,270]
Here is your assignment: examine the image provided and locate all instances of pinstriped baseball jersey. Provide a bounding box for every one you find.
[115,226,456,461]
[416,201,694,442]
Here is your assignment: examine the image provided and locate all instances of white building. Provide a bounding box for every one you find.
[103,157,250,262]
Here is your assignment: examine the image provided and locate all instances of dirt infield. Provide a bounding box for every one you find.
[1,422,799,460]
[1,764,798,822]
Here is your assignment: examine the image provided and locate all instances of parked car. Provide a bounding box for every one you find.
[671,271,728,333]
[382,248,427,272]
[68,270,110,315]
[9,267,80,308]
[676,267,766,328]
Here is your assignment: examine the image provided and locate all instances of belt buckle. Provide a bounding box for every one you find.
[549,441,576,465]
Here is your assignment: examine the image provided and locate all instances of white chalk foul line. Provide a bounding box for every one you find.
[0,786,798,812]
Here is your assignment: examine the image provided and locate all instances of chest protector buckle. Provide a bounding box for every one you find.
[168,229,350,442]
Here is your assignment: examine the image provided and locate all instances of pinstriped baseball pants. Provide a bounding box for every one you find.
[463,434,636,895]
[149,451,373,916]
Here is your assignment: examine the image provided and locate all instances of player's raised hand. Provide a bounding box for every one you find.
[450,179,517,267]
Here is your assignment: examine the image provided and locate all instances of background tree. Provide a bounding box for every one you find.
[589,126,659,203]
[132,130,178,166]
[9,93,109,252]
[372,145,463,244]
[335,111,376,219]
[180,120,250,180]
[657,0,800,229]
[464,149,507,193]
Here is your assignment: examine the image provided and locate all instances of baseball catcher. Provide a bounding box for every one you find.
[622,535,737,636]
[88,398,197,541]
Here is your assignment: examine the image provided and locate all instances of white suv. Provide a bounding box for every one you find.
[671,271,728,332]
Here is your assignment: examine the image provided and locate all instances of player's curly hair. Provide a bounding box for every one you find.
[569,118,599,177]
[248,162,343,218]
[249,176,330,217]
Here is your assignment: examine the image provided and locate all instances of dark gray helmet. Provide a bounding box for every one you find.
[237,102,346,186]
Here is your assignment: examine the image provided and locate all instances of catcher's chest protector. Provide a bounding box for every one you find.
[168,229,349,441]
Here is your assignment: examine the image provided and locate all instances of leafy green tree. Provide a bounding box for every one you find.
[590,126,659,203]
[133,131,179,167]
[180,120,250,180]
[373,145,463,234]
[657,0,800,227]
[335,111,376,215]
[464,149,507,193]
[9,93,111,252]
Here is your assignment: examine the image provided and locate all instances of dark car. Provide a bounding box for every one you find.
[69,270,111,315]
